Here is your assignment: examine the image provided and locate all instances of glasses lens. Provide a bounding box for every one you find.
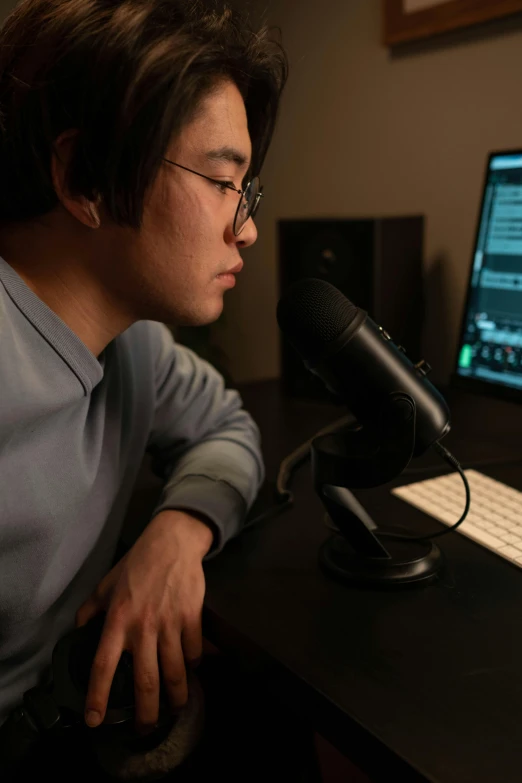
[234,176,261,235]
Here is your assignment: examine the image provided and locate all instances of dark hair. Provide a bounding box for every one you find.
[0,0,287,227]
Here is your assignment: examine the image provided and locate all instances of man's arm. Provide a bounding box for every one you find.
[145,322,265,555]
[77,322,265,734]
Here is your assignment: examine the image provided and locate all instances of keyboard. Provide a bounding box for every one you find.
[392,470,522,568]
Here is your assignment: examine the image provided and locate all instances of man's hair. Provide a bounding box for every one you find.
[0,0,287,228]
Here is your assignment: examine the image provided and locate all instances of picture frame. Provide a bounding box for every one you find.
[382,0,522,47]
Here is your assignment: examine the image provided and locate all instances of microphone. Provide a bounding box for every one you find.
[276,278,450,457]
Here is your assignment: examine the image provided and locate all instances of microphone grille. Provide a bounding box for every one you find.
[276,278,359,358]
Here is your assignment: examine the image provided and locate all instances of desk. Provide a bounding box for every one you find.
[203,380,522,783]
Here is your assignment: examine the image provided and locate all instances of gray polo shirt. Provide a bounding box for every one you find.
[0,255,264,726]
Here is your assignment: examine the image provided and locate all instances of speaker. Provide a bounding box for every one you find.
[278,216,424,400]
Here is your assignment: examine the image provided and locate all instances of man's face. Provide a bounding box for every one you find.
[104,79,257,326]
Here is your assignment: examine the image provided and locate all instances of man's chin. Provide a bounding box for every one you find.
[175,300,224,328]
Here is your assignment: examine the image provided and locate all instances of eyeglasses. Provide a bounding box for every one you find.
[162,158,263,237]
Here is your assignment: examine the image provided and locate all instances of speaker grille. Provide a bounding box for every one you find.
[276,278,358,359]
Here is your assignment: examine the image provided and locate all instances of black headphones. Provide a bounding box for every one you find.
[0,613,175,777]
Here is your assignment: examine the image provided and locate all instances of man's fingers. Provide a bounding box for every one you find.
[133,632,161,734]
[159,625,188,711]
[181,612,203,667]
[75,597,100,628]
[85,624,125,727]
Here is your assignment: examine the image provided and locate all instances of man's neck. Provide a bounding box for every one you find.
[0,218,134,358]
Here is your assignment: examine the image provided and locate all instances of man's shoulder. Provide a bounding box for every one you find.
[117,321,220,385]
[118,320,174,351]
[115,320,176,369]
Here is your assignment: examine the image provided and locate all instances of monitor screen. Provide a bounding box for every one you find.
[456,151,522,392]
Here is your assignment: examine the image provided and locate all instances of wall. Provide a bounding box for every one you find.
[217,0,522,385]
[0,0,16,21]
[2,0,522,386]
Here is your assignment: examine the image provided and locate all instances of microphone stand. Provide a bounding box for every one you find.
[312,392,443,587]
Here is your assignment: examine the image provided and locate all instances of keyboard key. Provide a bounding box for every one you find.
[498,520,520,531]
[501,533,521,545]
[488,526,510,539]
[498,545,522,558]
[495,518,516,531]
[461,524,506,550]
[490,513,509,526]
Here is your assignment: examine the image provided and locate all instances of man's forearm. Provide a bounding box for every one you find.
[147,509,215,560]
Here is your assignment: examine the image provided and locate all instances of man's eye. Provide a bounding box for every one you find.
[215,181,235,194]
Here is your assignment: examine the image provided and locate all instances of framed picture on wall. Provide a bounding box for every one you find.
[382,0,522,46]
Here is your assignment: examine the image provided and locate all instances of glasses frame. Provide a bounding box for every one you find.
[162,158,263,236]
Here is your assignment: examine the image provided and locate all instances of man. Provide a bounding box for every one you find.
[0,0,286,751]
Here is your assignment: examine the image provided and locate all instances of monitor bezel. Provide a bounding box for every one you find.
[451,148,522,405]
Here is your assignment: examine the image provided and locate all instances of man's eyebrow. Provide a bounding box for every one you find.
[204,146,250,168]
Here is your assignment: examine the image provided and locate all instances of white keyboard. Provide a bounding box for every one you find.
[392,470,522,568]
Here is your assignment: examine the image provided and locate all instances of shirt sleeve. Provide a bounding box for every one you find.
[145,322,265,556]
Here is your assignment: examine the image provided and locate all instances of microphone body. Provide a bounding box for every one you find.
[277,279,450,456]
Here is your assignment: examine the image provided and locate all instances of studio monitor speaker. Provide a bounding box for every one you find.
[278,216,424,400]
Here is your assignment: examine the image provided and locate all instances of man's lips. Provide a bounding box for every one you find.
[218,260,243,276]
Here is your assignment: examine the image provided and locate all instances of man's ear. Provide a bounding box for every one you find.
[51,129,101,229]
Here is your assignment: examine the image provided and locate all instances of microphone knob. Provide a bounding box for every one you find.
[378,325,392,341]
[415,359,432,376]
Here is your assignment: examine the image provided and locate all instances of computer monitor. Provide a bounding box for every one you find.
[454,149,522,403]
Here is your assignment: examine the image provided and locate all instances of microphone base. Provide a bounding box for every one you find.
[319,528,443,588]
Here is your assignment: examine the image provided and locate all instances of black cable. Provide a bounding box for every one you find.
[380,441,471,542]
[246,415,475,544]
[245,413,356,530]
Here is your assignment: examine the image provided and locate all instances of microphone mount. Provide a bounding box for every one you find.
[312,392,443,587]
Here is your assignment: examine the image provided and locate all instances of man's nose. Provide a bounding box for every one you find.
[235,217,258,248]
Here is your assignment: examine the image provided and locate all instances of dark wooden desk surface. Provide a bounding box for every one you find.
[203,380,522,783]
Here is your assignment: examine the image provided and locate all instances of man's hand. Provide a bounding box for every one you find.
[75,509,214,734]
